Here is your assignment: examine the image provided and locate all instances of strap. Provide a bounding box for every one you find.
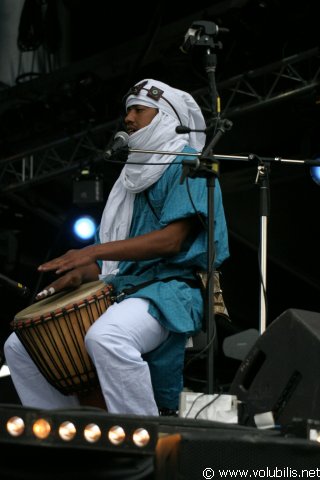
[115,275,200,301]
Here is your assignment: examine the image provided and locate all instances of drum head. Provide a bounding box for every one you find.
[14,280,110,322]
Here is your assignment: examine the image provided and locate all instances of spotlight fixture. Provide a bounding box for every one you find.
[58,421,77,441]
[6,416,25,437]
[0,405,158,455]
[310,163,320,186]
[83,423,102,443]
[73,169,104,205]
[72,215,97,241]
[108,425,126,445]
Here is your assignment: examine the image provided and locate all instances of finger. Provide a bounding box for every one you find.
[38,254,70,271]
[38,260,70,274]
[35,286,56,300]
[55,263,76,274]
[38,250,77,270]
[38,260,61,271]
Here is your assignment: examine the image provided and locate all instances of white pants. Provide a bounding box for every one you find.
[4,298,169,415]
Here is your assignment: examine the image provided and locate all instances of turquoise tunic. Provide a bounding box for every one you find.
[100,146,229,409]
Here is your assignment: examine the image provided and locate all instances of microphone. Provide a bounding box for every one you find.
[0,273,30,297]
[176,125,207,134]
[105,131,129,158]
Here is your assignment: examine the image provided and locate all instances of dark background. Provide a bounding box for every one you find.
[0,0,319,385]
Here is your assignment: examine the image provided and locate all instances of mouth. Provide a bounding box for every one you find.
[127,128,136,135]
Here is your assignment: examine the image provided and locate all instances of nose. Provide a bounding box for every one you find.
[124,109,136,124]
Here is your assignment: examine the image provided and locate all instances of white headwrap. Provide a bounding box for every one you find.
[99,79,206,276]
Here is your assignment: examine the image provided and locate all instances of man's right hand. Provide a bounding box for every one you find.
[35,263,101,301]
[35,269,83,301]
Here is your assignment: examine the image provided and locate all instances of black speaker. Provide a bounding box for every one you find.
[230,308,320,426]
[0,443,154,480]
[156,423,320,479]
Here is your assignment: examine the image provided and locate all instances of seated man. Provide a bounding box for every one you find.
[4,79,229,416]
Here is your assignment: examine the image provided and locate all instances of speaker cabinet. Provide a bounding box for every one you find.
[0,443,154,480]
[156,424,320,479]
[230,309,320,426]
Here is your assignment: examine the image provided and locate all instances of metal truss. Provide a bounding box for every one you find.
[193,47,320,118]
[0,120,120,194]
[1,48,319,194]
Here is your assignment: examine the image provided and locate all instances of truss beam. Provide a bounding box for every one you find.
[1,49,319,194]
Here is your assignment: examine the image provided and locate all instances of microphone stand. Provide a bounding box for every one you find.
[180,19,231,395]
[253,156,270,335]
[193,119,233,395]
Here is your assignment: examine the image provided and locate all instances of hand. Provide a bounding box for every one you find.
[35,269,83,301]
[38,247,96,275]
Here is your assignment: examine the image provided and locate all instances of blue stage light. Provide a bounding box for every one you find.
[73,216,96,241]
[310,164,320,186]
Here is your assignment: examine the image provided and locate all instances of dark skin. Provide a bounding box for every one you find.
[36,105,201,299]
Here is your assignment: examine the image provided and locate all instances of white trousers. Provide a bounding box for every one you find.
[4,298,169,415]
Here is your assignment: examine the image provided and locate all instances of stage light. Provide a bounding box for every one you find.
[58,421,77,441]
[84,423,101,443]
[6,417,25,437]
[71,167,102,242]
[0,405,158,455]
[32,418,51,439]
[73,170,103,205]
[73,215,96,241]
[133,428,151,447]
[310,164,320,186]
[108,425,126,445]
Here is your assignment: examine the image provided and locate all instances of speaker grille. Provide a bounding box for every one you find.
[230,309,320,425]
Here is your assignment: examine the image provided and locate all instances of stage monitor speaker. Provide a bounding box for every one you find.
[0,443,154,480]
[156,424,320,479]
[230,308,320,426]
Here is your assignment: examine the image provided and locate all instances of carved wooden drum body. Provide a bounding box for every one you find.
[12,281,114,395]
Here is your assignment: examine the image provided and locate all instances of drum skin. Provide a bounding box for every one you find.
[12,281,114,396]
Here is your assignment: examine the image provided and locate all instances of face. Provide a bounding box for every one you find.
[124,105,158,134]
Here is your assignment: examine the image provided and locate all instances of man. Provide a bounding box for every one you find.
[4,79,229,416]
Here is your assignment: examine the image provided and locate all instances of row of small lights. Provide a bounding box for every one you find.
[3,414,154,450]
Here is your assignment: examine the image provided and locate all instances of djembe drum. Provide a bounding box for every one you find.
[12,280,114,402]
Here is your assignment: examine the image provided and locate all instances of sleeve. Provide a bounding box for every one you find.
[159,167,208,226]
[156,161,230,268]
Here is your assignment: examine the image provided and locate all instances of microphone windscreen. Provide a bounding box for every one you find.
[176,126,191,134]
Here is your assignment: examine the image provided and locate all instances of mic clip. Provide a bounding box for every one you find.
[180,156,220,184]
[104,145,129,160]
[180,20,226,54]
[180,158,200,184]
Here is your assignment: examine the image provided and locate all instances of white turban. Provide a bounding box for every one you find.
[125,78,206,152]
